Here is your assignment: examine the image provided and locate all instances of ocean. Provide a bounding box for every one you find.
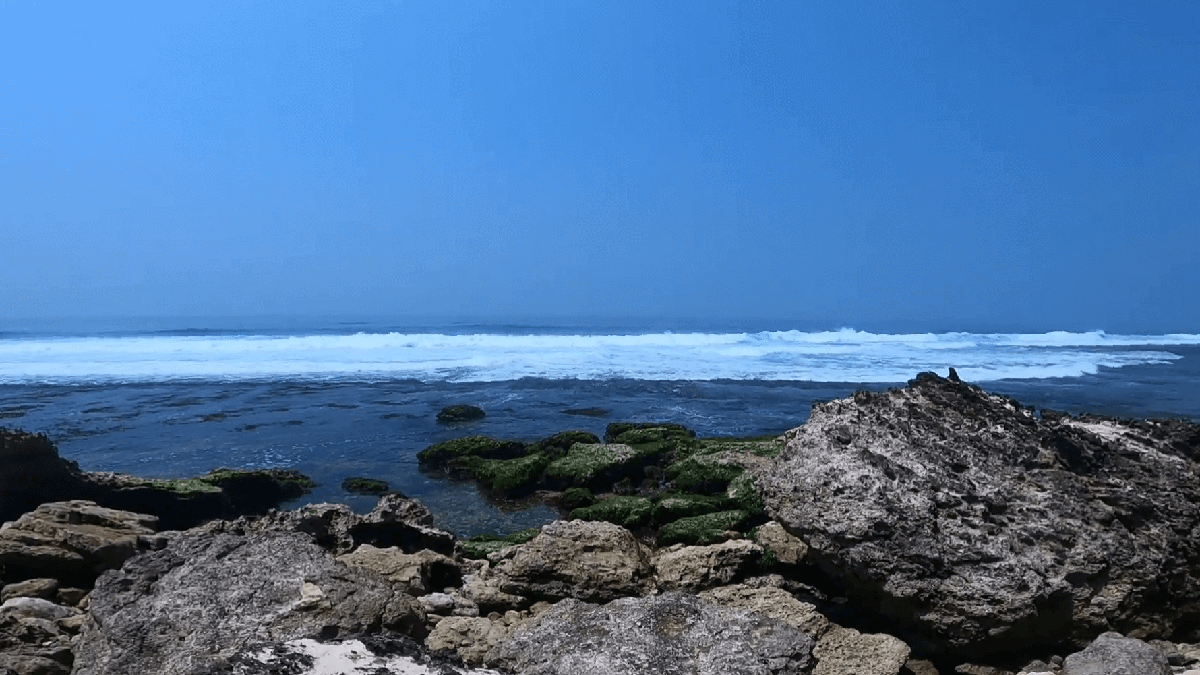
[2,316,1198,536]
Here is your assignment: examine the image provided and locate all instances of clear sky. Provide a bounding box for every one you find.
[2,1,1197,332]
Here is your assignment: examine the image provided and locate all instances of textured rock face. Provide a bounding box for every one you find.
[651,539,762,591]
[0,501,164,586]
[0,430,91,524]
[1061,632,1172,675]
[757,373,1200,659]
[487,592,817,675]
[489,520,653,602]
[73,531,425,675]
[337,545,463,596]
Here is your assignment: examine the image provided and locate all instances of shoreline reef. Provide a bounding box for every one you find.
[3,372,1200,674]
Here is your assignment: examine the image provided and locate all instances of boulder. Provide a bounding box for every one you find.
[0,501,164,586]
[652,539,762,591]
[0,429,89,524]
[486,592,816,674]
[812,625,910,675]
[755,520,809,564]
[699,584,833,639]
[1061,632,1172,675]
[337,545,463,596]
[757,373,1200,658]
[0,597,79,674]
[72,530,426,675]
[489,520,652,603]
[0,579,58,603]
[426,613,527,666]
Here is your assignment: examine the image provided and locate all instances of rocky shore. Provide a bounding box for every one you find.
[3,372,1200,674]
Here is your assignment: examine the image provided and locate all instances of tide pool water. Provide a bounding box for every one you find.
[2,317,1198,535]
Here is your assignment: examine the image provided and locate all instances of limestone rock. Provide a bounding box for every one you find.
[0,501,163,586]
[813,625,910,675]
[652,539,762,591]
[699,583,833,639]
[758,373,1200,658]
[338,545,462,596]
[72,530,426,675]
[486,592,816,674]
[755,520,809,564]
[1061,631,1172,675]
[426,614,524,666]
[489,520,652,603]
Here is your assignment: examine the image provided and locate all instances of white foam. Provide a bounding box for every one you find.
[0,330,1194,384]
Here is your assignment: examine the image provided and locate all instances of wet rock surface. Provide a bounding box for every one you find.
[757,372,1200,659]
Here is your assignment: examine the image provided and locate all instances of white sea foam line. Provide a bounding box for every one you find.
[0,331,1193,383]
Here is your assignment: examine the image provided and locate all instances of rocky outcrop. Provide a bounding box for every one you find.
[0,500,165,587]
[652,539,762,591]
[756,372,1200,659]
[0,427,315,530]
[486,592,817,675]
[436,405,486,423]
[338,545,463,596]
[73,529,426,675]
[488,520,653,603]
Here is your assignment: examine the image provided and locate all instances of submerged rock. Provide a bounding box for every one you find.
[436,405,486,424]
[757,372,1200,659]
[486,592,817,675]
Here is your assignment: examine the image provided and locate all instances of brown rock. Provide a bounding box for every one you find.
[652,539,763,591]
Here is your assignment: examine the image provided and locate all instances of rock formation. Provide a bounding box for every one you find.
[757,372,1200,660]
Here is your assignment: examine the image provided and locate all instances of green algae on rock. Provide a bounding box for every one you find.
[435,404,486,423]
[657,509,752,546]
[569,496,654,529]
[651,493,730,522]
[459,528,541,559]
[417,436,526,472]
[341,477,391,495]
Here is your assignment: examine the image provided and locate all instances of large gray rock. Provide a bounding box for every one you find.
[486,592,816,674]
[0,501,164,586]
[1061,632,1172,675]
[72,530,425,675]
[489,520,653,603]
[757,373,1200,659]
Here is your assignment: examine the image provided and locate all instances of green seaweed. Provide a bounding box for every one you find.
[561,487,595,509]
[544,443,638,486]
[526,430,601,457]
[341,477,391,494]
[604,422,696,444]
[657,509,751,546]
[460,453,553,496]
[570,496,654,529]
[651,493,731,522]
[417,436,526,471]
[725,473,765,513]
[664,455,745,494]
[459,527,542,559]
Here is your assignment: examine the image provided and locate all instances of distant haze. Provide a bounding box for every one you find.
[2,2,1197,333]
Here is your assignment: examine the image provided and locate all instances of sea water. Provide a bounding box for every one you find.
[2,316,1198,536]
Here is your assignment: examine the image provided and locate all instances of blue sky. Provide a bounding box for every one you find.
[2,1,1197,332]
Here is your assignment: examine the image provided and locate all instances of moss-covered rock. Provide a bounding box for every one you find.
[341,477,391,495]
[561,487,595,509]
[436,404,486,423]
[570,496,654,529]
[651,493,731,522]
[459,453,554,497]
[544,443,655,491]
[604,422,695,444]
[693,437,785,459]
[657,510,751,546]
[526,430,601,457]
[664,455,746,494]
[459,528,541,559]
[725,473,765,513]
[417,436,526,472]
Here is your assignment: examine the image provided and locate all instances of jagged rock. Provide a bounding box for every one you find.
[0,501,164,586]
[0,579,57,603]
[198,494,454,556]
[486,592,816,674]
[72,530,426,675]
[652,539,762,591]
[489,520,652,603]
[903,659,942,675]
[458,565,527,614]
[337,546,463,596]
[1061,631,1171,675]
[757,373,1200,658]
